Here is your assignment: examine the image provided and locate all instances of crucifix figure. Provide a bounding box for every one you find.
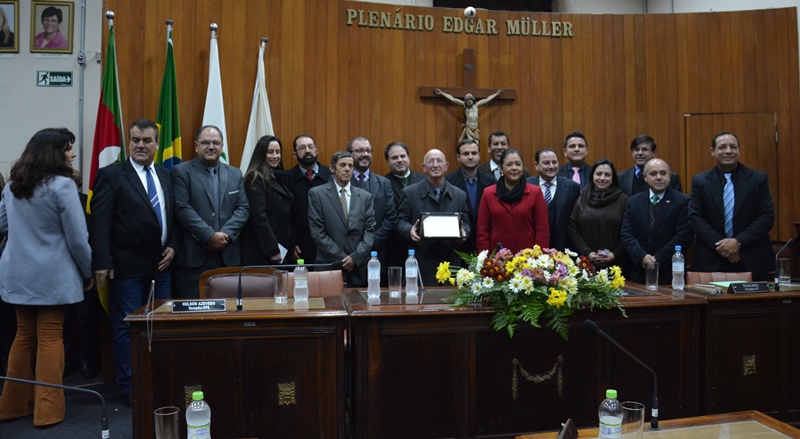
[435,88,503,143]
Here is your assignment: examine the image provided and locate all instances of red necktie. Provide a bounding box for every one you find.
[306,169,314,181]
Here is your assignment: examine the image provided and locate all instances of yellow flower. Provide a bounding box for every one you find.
[610,265,622,278]
[612,274,626,289]
[436,261,453,285]
[532,245,543,258]
[505,255,528,274]
[547,288,568,308]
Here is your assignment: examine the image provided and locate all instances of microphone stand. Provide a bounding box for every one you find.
[0,375,109,437]
[774,238,794,291]
[236,262,343,311]
[584,320,660,431]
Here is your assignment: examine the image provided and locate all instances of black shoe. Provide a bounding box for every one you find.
[79,360,96,379]
[121,393,132,409]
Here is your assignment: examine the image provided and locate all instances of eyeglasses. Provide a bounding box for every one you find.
[352,149,372,155]
[199,140,223,147]
[425,159,446,165]
[296,145,316,152]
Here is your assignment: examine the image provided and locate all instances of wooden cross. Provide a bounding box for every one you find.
[419,48,517,100]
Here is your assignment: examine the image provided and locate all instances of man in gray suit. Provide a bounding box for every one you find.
[618,135,682,196]
[527,148,581,252]
[172,125,249,298]
[308,151,376,287]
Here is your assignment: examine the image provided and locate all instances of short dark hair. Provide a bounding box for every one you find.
[195,125,223,143]
[630,134,656,152]
[384,141,409,161]
[535,148,558,163]
[456,138,479,155]
[563,131,587,149]
[711,131,739,150]
[346,136,369,152]
[586,158,620,191]
[499,148,523,166]
[130,119,159,142]
[488,131,509,145]
[293,134,315,151]
[331,150,353,167]
[41,6,62,23]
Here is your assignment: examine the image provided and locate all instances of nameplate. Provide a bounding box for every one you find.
[172,300,227,313]
[727,282,770,294]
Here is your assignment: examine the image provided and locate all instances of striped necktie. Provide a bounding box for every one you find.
[723,173,734,237]
[340,188,349,225]
[543,181,552,206]
[144,166,163,231]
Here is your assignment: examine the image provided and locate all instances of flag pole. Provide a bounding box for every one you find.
[211,22,217,39]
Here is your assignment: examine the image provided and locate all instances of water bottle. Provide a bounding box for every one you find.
[672,245,685,290]
[598,389,622,438]
[405,249,418,295]
[186,391,211,438]
[293,259,309,301]
[367,251,381,298]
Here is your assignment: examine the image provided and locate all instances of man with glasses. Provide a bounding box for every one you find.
[396,149,470,286]
[172,125,249,298]
[285,134,332,264]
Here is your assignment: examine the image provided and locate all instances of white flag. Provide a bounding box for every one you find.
[240,40,275,174]
[202,31,229,163]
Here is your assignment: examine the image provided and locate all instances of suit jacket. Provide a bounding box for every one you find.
[383,171,426,267]
[618,166,682,196]
[476,161,531,180]
[241,171,296,265]
[385,171,426,202]
[527,176,581,251]
[557,162,592,189]
[172,157,249,268]
[621,188,694,284]
[396,179,471,286]
[476,183,549,253]
[308,181,376,287]
[688,164,775,279]
[285,163,333,263]
[445,168,496,252]
[90,160,176,280]
[351,172,396,252]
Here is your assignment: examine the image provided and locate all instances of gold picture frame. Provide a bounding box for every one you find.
[30,0,73,53]
[0,0,19,53]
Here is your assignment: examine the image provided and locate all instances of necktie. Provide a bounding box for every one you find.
[358,174,366,183]
[340,188,349,225]
[494,167,501,180]
[144,166,163,231]
[723,173,734,237]
[649,196,659,226]
[207,167,219,229]
[572,167,581,185]
[401,176,409,187]
[433,188,441,202]
[543,181,552,207]
[306,169,314,181]
[650,194,659,205]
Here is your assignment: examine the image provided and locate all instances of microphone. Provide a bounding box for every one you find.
[236,261,344,311]
[774,238,794,291]
[0,375,109,437]
[584,319,660,431]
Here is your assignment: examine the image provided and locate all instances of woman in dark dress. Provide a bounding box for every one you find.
[241,135,296,265]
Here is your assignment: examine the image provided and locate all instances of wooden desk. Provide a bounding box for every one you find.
[125,297,348,439]
[343,285,705,438]
[516,410,800,438]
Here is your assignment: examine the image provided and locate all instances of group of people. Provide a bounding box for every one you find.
[0,120,775,427]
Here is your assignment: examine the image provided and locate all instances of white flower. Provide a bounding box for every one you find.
[520,275,534,294]
[567,264,580,277]
[481,277,495,289]
[564,248,578,257]
[581,269,591,281]
[559,277,578,295]
[509,274,524,293]
[471,283,482,295]
[475,250,488,270]
[596,269,609,283]
[456,269,475,288]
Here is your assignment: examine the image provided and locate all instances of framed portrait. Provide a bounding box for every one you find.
[30,1,73,53]
[0,0,19,53]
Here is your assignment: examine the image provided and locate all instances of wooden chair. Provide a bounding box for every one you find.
[685,271,753,285]
[198,266,277,299]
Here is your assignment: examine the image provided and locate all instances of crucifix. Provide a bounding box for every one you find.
[420,48,516,144]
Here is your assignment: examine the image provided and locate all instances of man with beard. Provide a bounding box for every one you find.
[476,131,530,180]
[446,138,496,253]
[285,134,332,264]
[527,148,581,251]
[557,131,593,189]
[383,141,425,268]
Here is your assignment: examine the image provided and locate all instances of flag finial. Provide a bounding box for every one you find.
[105,11,114,19]
[165,20,174,26]
[210,23,218,31]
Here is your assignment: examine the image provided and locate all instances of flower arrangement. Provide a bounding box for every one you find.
[437,246,626,340]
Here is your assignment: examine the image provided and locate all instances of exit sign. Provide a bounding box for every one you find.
[37,71,73,87]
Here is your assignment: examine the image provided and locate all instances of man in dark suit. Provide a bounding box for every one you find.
[618,135,682,196]
[688,131,775,280]
[621,158,693,284]
[383,141,425,268]
[90,118,176,407]
[285,134,332,264]
[172,125,249,298]
[476,131,530,180]
[527,148,581,252]
[396,149,471,286]
[556,131,592,189]
[446,138,496,253]
[309,151,376,287]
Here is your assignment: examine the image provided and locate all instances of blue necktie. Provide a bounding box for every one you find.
[543,181,552,206]
[144,166,163,231]
[723,173,734,238]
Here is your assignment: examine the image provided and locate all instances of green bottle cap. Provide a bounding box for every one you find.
[192,391,204,401]
[606,389,617,399]
[297,259,305,265]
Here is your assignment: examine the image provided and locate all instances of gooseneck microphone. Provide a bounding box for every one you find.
[236,261,344,311]
[0,375,109,437]
[584,319,660,431]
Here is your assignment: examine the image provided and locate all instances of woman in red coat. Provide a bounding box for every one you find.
[477,149,550,253]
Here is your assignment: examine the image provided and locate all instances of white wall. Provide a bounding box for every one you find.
[0,0,102,187]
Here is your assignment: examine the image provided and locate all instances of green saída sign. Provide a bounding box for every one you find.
[37,71,73,87]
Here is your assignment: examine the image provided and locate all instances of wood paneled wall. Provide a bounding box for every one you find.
[104,1,800,239]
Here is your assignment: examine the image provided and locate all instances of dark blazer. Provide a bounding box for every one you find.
[396,179,471,286]
[383,171,426,267]
[285,163,333,263]
[621,188,694,284]
[476,161,531,180]
[557,162,592,189]
[445,168,496,252]
[90,159,176,280]
[385,171,426,202]
[476,183,549,253]
[351,172,396,252]
[618,166,682,196]
[241,171,296,265]
[688,164,775,279]
[172,157,249,267]
[308,181,376,286]
[527,176,581,251]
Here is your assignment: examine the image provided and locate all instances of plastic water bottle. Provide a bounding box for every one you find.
[294,259,309,301]
[186,391,211,438]
[598,389,622,438]
[367,251,381,298]
[405,249,418,295]
[672,245,685,290]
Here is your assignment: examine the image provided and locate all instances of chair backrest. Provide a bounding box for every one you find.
[685,271,753,285]
[199,266,277,299]
[287,270,344,298]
